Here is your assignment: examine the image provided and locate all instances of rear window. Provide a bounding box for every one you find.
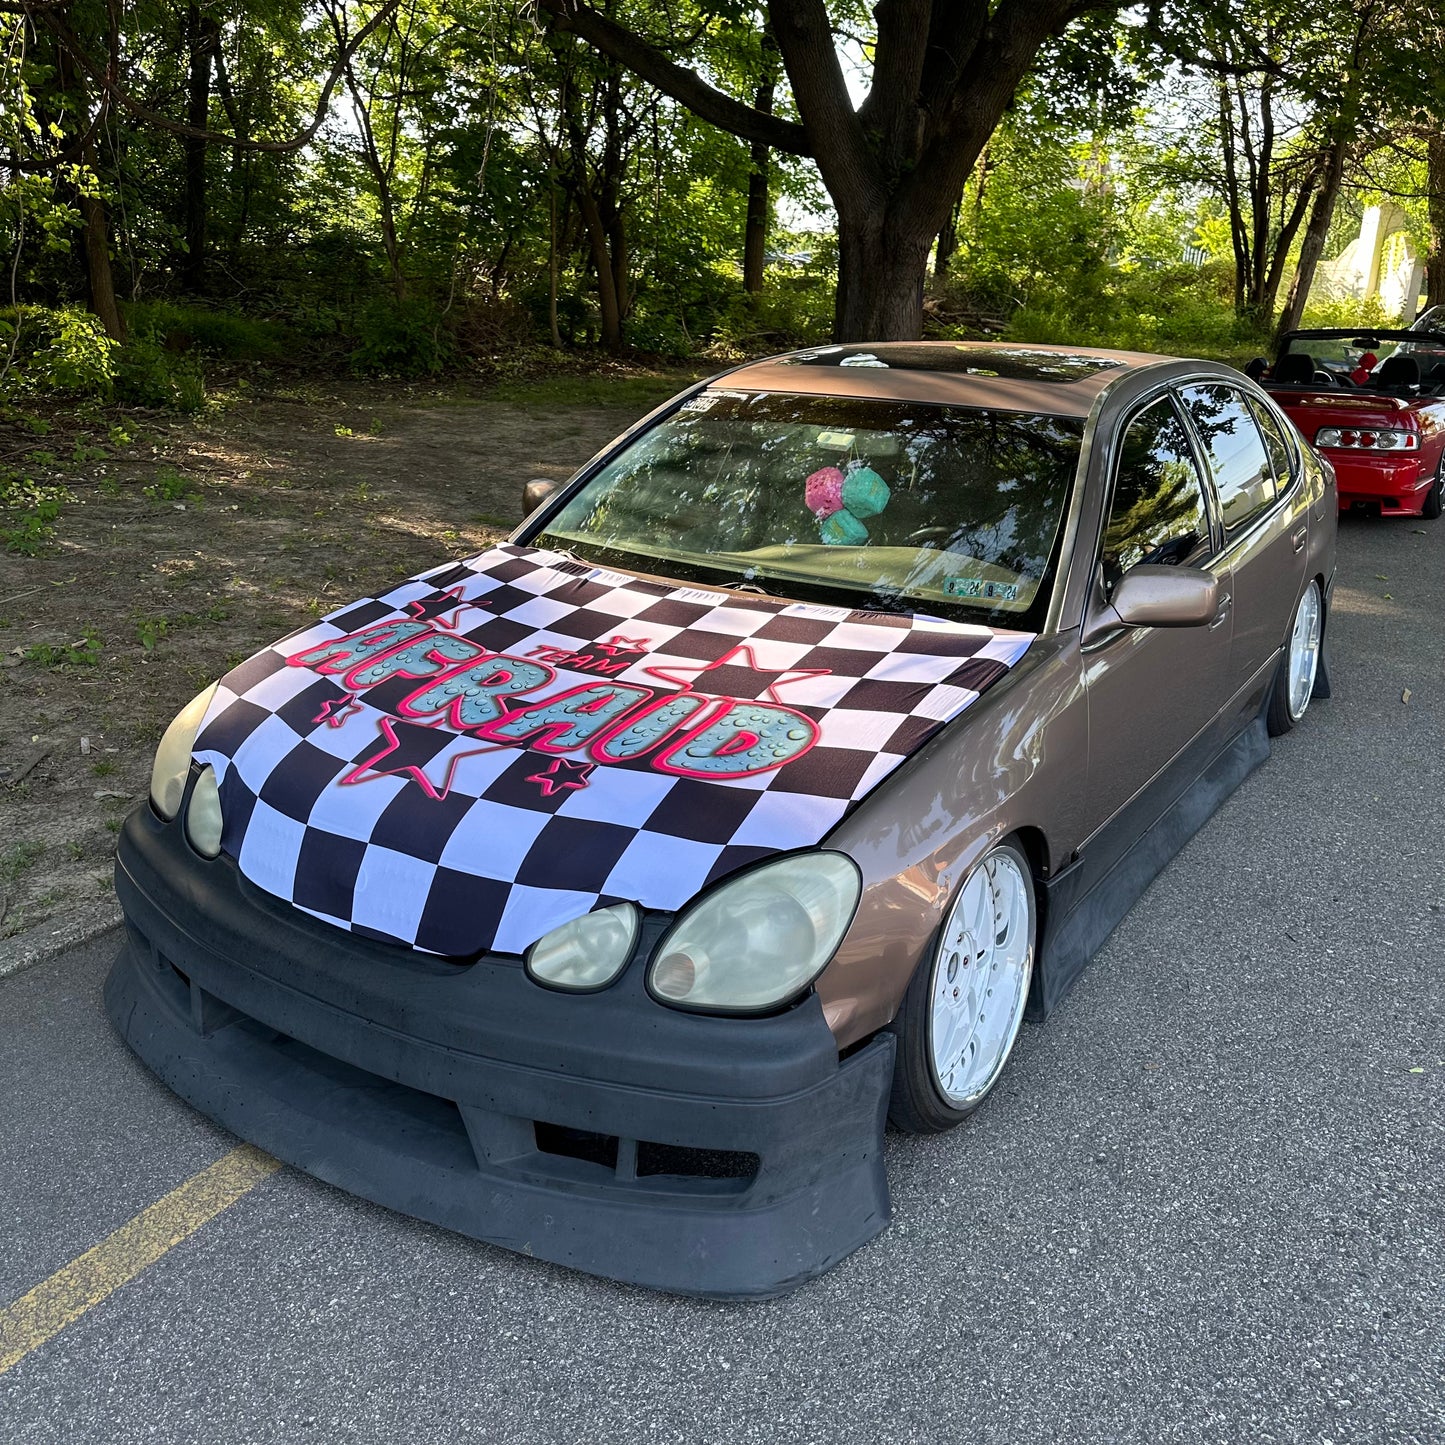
[537,391,1084,628]
[1181,384,1276,532]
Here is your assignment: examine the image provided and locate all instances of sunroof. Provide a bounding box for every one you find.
[777,344,1129,383]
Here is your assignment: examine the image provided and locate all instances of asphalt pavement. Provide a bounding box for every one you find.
[2,513,1443,1445]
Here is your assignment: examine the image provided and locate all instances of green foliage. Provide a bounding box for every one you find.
[142,467,200,503]
[115,330,207,412]
[135,616,169,651]
[350,298,456,377]
[0,470,72,554]
[124,303,297,363]
[0,306,116,399]
[21,627,102,667]
[1298,294,1401,330]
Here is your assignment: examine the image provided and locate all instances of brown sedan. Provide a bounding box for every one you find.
[108,342,1337,1298]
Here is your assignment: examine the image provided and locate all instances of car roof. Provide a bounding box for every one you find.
[719,341,1181,419]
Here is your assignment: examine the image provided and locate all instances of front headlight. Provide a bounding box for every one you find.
[149,683,218,821]
[526,903,639,991]
[649,853,861,1014]
[185,764,224,858]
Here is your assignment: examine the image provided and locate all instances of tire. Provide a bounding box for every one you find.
[1266,578,1323,736]
[1421,460,1443,520]
[888,839,1036,1135]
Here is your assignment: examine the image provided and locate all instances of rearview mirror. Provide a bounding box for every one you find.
[1108,565,1219,629]
[523,478,560,515]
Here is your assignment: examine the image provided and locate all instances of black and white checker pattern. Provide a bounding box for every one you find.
[193,545,1033,957]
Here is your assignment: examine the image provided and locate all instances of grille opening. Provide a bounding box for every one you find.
[533,1123,619,1170]
[637,1142,760,1181]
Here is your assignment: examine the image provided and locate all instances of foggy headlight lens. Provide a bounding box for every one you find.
[149,683,218,821]
[649,853,861,1014]
[526,903,640,991]
[185,764,224,858]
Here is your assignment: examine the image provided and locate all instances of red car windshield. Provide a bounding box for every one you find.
[1277,329,1445,391]
[535,391,1084,630]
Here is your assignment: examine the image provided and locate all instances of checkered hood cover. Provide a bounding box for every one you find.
[193,544,1032,957]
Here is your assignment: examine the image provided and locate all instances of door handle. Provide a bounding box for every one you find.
[1291,524,1308,553]
[1209,591,1232,629]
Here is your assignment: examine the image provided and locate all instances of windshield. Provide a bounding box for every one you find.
[1279,330,1445,386]
[535,391,1083,629]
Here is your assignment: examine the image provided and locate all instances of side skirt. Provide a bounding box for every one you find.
[1030,715,1270,1018]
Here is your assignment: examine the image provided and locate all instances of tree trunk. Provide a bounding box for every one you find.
[932,195,959,284]
[835,211,931,341]
[743,35,779,297]
[181,6,217,293]
[1275,139,1347,342]
[578,186,622,349]
[539,0,1101,345]
[548,182,563,348]
[78,186,125,342]
[1428,129,1445,310]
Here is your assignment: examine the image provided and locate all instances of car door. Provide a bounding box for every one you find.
[1178,383,1308,699]
[1081,393,1233,838]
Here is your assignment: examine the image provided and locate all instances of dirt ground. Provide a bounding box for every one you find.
[0,365,704,937]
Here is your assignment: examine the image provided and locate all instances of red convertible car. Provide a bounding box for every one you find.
[1259,327,1445,519]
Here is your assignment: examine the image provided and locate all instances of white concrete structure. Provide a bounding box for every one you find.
[1315,203,1426,321]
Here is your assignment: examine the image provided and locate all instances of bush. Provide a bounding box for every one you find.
[1299,294,1401,330]
[351,296,455,377]
[123,301,297,362]
[0,305,117,400]
[114,330,206,412]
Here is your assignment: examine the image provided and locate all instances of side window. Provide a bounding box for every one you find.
[1102,398,1212,591]
[1247,397,1295,489]
[1181,383,1277,531]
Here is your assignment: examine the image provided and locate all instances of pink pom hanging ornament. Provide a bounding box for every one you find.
[804,466,846,518]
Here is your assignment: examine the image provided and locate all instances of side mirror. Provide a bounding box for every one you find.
[1085,564,1220,644]
[523,477,560,515]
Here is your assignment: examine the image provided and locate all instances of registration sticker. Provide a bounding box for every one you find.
[945,576,1020,602]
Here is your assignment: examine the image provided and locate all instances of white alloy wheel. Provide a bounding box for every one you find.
[927,846,1035,1108]
[1286,581,1323,722]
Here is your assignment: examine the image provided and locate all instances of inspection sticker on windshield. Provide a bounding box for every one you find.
[946,576,1019,602]
[681,388,748,413]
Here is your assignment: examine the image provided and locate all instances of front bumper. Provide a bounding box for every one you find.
[109,807,893,1298]
[1329,455,1432,515]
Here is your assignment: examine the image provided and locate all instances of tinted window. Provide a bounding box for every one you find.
[1248,398,1293,487]
[1102,398,1211,590]
[539,393,1084,628]
[1181,384,1276,531]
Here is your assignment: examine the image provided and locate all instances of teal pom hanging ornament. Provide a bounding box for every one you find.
[820,509,869,546]
[841,466,890,519]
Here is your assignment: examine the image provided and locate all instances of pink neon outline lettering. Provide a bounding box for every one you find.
[652,702,819,779]
[587,691,715,764]
[477,682,654,756]
[393,652,554,730]
[285,620,429,676]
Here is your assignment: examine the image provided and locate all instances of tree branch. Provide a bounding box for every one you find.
[31,0,403,153]
[535,0,811,155]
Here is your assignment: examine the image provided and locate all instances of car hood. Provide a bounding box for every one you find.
[193,543,1033,957]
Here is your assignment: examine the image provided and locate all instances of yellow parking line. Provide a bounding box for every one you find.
[0,1144,280,1375]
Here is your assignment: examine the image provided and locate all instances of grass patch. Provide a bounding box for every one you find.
[486,370,702,409]
[1,841,44,882]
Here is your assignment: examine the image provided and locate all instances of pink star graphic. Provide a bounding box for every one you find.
[404,584,483,632]
[526,757,596,796]
[339,717,501,801]
[313,696,364,728]
[592,633,653,656]
[643,642,831,705]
